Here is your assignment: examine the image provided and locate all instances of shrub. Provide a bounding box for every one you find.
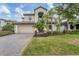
[33,19,45,32]
[2,23,14,32]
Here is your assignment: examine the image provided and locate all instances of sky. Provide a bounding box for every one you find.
[0,3,56,21]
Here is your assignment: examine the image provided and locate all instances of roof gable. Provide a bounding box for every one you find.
[34,6,47,12]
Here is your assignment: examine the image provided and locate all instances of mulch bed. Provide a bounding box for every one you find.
[34,31,65,37]
[34,32,48,37]
[34,30,79,37]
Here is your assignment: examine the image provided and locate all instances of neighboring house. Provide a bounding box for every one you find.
[6,20,16,24]
[0,19,7,31]
[68,21,79,30]
[14,6,79,34]
[0,19,16,31]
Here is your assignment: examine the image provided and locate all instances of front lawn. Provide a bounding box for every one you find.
[0,31,13,37]
[22,32,79,55]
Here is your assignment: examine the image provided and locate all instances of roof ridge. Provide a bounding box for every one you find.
[34,6,47,11]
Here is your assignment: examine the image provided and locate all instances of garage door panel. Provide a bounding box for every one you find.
[16,25,34,33]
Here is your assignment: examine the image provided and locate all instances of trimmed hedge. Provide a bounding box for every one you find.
[67,30,79,34]
[0,31,13,37]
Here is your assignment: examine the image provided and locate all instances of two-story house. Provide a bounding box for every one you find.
[14,6,79,34]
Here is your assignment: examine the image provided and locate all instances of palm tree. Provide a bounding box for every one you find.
[43,11,57,34]
[42,13,51,32]
[48,5,63,32]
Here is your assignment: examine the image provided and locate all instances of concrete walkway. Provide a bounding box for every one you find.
[0,33,33,56]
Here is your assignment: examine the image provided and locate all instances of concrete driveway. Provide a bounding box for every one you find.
[0,33,34,56]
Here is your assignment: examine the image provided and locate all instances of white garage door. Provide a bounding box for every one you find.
[15,24,34,33]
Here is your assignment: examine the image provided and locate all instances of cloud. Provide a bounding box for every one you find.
[0,5,10,14]
[15,7,24,16]
[14,14,21,18]
[6,14,11,17]
[14,14,19,17]
[19,4,25,8]
[14,14,23,21]
[47,3,54,9]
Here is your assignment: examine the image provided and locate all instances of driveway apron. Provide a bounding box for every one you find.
[0,33,33,56]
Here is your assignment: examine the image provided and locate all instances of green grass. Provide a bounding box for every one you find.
[22,33,79,55]
[0,31,13,37]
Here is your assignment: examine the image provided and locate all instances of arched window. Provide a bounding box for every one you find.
[38,12,44,18]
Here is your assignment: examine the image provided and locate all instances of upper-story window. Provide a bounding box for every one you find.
[28,16,32,20]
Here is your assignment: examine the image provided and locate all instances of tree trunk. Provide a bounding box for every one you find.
[67,19,69,31]
[56,16,61,32]
[51,18,53,33]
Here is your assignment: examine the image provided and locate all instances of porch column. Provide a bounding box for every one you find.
[14,25,18,33]
[74,25,76,30]
[68,24,71,31]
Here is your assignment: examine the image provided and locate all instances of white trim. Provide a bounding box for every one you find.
[14,25,18,33]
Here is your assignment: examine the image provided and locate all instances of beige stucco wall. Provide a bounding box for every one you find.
[60,25,65,32]
[14,24,34,33]
[23,15,35,22]
[52,24,57,31]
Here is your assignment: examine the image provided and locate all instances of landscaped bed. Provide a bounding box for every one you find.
[0,31,13,37]
[22,31,79,55]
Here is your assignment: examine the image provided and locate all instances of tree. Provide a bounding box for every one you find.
[49,3,79,32]
[49,4,64,32]
[42,13,51,32]
[60,4,79,31]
